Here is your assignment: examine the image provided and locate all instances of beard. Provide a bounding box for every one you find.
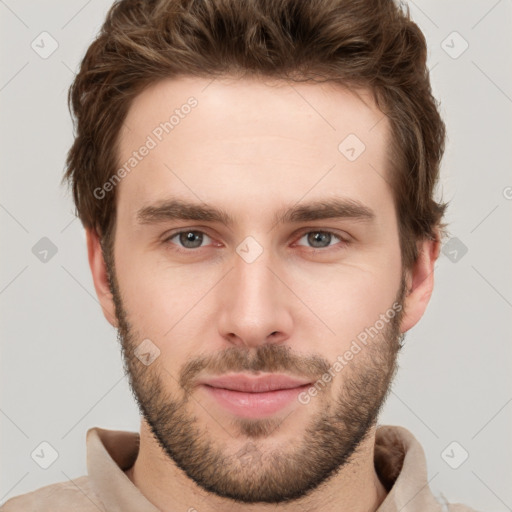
[105,252,406,504]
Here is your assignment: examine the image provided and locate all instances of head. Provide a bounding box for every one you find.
[64,0,447,504]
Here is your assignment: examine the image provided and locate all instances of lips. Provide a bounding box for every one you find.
[197,373,312,393]
[197,373,313,418]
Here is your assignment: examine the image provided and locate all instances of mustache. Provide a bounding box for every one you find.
[179,344,331,392]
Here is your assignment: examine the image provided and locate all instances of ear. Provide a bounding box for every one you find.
[86,227,118,328]
[400,233,441,334]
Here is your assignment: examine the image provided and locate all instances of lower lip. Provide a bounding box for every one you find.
[200,384,310,418]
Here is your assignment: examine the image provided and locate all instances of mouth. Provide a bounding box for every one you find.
[197,373,313,418]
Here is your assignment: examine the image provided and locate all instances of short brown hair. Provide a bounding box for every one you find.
[63,0,449,271]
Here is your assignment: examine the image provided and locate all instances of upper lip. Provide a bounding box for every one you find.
[198,373,312,393]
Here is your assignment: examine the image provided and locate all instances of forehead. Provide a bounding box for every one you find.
[116,75,393,227]
[121,75,385,145]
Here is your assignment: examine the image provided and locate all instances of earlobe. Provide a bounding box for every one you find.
[400,234,441,334]
[86,227,118,328]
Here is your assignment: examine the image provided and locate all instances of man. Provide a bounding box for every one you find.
[1,0,478,510]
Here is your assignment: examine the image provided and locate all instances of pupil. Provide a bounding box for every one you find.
[309,231,329,248]
[181,231,202,248]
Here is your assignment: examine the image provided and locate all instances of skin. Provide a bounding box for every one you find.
[86,75,440,512]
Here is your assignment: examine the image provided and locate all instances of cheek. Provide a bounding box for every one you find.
[113,241,171,337]
[287,255,401,342]
[114,248,222,364]
[118,267,204,337]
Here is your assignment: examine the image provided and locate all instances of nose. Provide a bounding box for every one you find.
[217,248,293,349]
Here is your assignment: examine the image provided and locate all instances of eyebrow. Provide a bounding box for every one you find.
[136,197,376,227]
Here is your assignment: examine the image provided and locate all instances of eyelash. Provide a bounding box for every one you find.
[162,228,350,254]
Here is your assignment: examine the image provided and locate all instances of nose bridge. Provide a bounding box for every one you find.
[233,248,274,310]
[217,241,291,347]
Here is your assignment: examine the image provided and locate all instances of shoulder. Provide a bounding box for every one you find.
[445,503,482,512]
[436,493,482,512]
[0,475,104,511]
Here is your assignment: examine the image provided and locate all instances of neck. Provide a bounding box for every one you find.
[124,420,388,512]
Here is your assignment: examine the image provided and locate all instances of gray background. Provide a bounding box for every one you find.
[1,0,511,510]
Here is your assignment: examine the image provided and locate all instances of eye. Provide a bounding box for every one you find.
[164,230,213,251]
[162,228,349,254]
[294,230,348,250]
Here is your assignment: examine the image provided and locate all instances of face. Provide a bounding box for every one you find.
[94,75,418,503]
